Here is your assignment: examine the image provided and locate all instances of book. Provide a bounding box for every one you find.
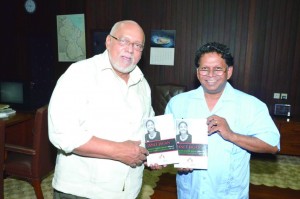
[144,114,179,166]
[174,118,208,169]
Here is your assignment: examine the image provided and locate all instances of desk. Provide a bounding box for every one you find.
[0,112,34,198]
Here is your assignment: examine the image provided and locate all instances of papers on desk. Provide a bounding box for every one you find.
[0,104,10,110]
[0,104,16,118]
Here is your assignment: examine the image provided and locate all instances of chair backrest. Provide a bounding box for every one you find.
[153,84,186,116]
[31,105,56,177]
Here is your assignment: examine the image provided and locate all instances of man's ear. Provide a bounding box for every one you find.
[196,68,201,80]
[105,35,111,49]
[227,66,233,80]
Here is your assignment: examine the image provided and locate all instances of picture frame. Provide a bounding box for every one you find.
[92,30,109,56]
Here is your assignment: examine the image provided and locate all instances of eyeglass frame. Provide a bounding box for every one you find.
[197,65,229,76]
[109,34,144,52]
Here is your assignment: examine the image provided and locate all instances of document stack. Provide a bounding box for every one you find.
[0,104,16,118]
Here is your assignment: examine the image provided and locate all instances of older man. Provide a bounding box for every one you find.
[49,20,154,199]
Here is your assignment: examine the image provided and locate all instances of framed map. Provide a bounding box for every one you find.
[56,14,86,62]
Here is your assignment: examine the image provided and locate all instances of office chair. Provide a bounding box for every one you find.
[4,105,56,199]
[0,121,5,199]
[153,83,186,116]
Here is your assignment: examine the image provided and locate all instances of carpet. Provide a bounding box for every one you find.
[250,154,300,190]
[4,173,53,199]
[3,155,300,198]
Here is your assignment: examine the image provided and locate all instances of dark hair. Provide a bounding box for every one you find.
[194,42,234,68]
[146,119,155,126]
[178,121,188,128]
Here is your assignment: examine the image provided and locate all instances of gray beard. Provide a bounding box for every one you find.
[108,53,137,73]
[113,63,136,73]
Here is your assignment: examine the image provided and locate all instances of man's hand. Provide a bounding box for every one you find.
[116,140,149,168]
[177,168,193,173]
[74,137,150,167]
[207,115,234,141]
[146,163,167,170]
[206,115,279,154]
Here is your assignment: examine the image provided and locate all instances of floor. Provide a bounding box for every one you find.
[151,173,300,199]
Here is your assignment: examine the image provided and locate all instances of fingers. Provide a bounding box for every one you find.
[138,152,147,162]
[207,115,218,127]
[130,159,144,168]
[120,140,148,167]
[131,159,144,168]
[140,147,149,156]
[130,163,137,168]
[130,145,149,168]
[207,116,219,135]
[207,115,233,140]
[177,168,193,173]
[131,140,149,156]
[147,163,167,170]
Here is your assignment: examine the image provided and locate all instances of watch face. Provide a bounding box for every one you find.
[25,0,36,13]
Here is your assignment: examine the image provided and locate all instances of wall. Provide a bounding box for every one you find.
[118,0,300,116]
[1,0,300,116]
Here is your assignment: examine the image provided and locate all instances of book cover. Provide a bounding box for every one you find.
[144,114,179,166]
[174,118,208,169]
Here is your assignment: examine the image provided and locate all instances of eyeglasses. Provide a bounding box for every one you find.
[110,35,144,52]
[197,66,227,76]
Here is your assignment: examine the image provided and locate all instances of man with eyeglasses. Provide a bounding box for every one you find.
[165,42,280,198]
[48,20,154,199]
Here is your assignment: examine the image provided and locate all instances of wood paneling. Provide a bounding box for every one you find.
[119,0,300,116]
[1,0,300,116]
[274,117,300,156]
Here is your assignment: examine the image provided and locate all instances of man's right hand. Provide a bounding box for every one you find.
[116,140,149,168]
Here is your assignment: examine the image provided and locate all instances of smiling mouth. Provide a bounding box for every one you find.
[206,79,217,84]
[122,55,131,60]
[121,55,133,63]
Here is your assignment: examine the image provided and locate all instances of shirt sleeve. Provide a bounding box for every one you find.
[242,97,280,148]
[48,64,93,153]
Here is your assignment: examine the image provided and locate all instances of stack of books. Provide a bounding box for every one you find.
[143,114,208,169]
[0,104,16,118]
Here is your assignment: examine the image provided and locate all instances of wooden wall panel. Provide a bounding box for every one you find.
[119,0,300,116]
[1,0,300,116]
[85,0,123,57]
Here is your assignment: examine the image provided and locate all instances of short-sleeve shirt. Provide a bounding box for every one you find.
[165,83,280,199]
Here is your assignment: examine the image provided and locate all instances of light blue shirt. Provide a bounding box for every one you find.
[165,83,280,199]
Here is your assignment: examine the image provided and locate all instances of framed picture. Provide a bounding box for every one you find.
[57,14,86,62]
[92,30,109,55]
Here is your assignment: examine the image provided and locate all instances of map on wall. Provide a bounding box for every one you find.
[56,14,86,62]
